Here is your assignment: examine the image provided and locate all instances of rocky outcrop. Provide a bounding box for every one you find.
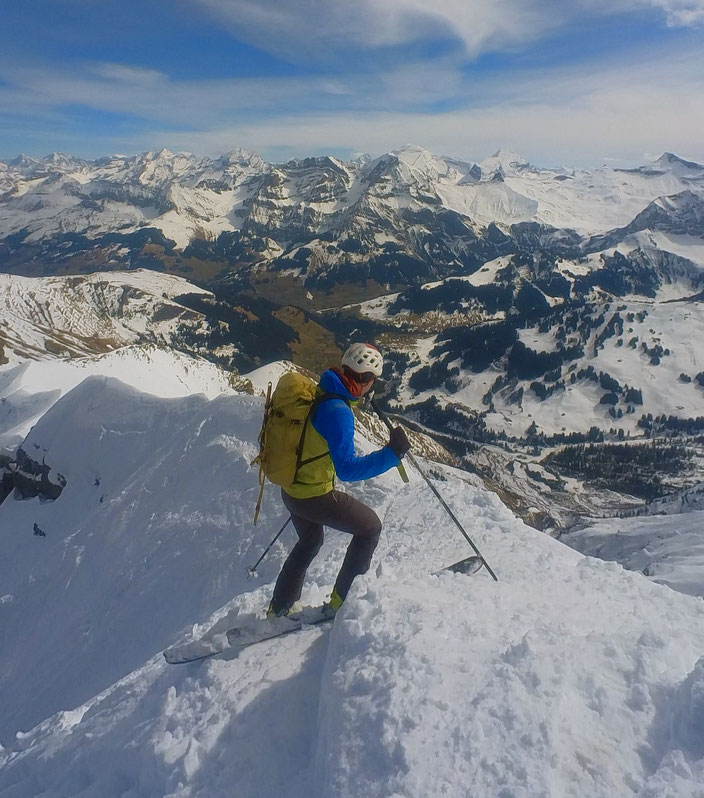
[0,448,66,505]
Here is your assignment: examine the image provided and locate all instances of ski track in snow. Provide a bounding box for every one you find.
[1,372,704,796]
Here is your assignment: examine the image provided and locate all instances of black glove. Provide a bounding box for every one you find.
[388,426,411,459]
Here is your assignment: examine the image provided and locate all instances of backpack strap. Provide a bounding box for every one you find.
[292,392,351,484]
[310,392,351,424]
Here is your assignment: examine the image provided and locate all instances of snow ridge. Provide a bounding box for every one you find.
[1,371,704,797]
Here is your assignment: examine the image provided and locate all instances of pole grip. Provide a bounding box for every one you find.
[370,396,409,483]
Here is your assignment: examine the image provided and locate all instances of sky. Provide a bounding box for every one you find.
[1,0,704,168]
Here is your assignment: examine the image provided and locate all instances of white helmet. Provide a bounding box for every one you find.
[341,342,384,377]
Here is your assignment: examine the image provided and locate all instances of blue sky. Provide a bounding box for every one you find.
[2,0,704,167]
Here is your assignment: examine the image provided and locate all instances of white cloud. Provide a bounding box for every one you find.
[0,58,469,127]
[146,45,704,167]
[88,63,166,85]
[0,62,356,126]
[193,0,704,60]
[655,0,704,25]
[1,30,702,168]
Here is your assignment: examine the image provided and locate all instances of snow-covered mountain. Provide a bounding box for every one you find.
[0,345,236,449]
[1,366,704,797]
[0,269,216,364]
[2,145,702,287]
[0,267,311,376]
[3,145,704,518]
[564,509,704,599]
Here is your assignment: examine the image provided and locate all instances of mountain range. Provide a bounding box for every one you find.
[2,145,704,524]
[2,145,702,289]
[3,146,704,797]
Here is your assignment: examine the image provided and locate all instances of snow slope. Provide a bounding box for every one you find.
[0,269,211,364]
[397,295,704,441]
[1,374,704,796]
[0,345,234,448]
[565,511,704,599]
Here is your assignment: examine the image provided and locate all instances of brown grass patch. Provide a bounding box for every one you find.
[272,306,341,373]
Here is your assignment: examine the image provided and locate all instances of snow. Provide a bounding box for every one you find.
[622,231,704,269]
[0,345,234,448]
[436,179,538,227]
[467,255,514,286]
[318,562,704,797]
[338,291,402,321]
[0,269,212,365]
[244,360,299,395]
[1,367,704,796]
[2,146,701,248]
[504,166,695,235]
[418,257,513,292]
[414,295,704,440]
[564,511,704,599]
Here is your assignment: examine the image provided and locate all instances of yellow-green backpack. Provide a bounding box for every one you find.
[251,373,317,522]
[252,372,351,522]
[260,370,316,472]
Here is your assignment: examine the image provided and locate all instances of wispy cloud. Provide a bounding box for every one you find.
[88,63,165,85]
[656,0,704,25]
[1,1,703,166]
[145,45,704,165]
[0,57,470,126]
[153,80,704,169]
[193,0,704,60]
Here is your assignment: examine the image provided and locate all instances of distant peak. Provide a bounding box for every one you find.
[42,152,84,168]
[487,148,531,170]
[390,144,435,163]
[10,153,40,168]
[141,148,176,162]
[395,144,431,154]
[654,152,704,171]
[221,147,265,168]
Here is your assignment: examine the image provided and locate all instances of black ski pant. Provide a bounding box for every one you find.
[270,489,381,613]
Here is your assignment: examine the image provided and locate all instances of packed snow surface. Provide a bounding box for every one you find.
[1,372,704,796]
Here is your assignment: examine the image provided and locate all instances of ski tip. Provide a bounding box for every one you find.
[163,636,226,665]
[163,649,218,665]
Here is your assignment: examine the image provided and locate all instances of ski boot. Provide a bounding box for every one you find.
[265,600,301,619]
[322,587,343,617]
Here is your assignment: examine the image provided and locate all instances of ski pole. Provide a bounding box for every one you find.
[368,391,409,483]
[369,396,498,581]
[248,516,291,576]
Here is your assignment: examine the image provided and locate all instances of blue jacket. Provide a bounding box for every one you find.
[312,370,400,482]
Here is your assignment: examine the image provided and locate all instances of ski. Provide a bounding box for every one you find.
[227,604,335,647]
[164,556,484,665]
[163,633,230,665]
[164,605,335,665]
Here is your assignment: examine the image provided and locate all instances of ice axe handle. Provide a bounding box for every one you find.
[369,396,409,483]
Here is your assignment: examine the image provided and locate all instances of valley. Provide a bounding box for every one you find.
[2,145,704,528]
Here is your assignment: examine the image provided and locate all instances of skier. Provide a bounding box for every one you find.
[267,342,411,617]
